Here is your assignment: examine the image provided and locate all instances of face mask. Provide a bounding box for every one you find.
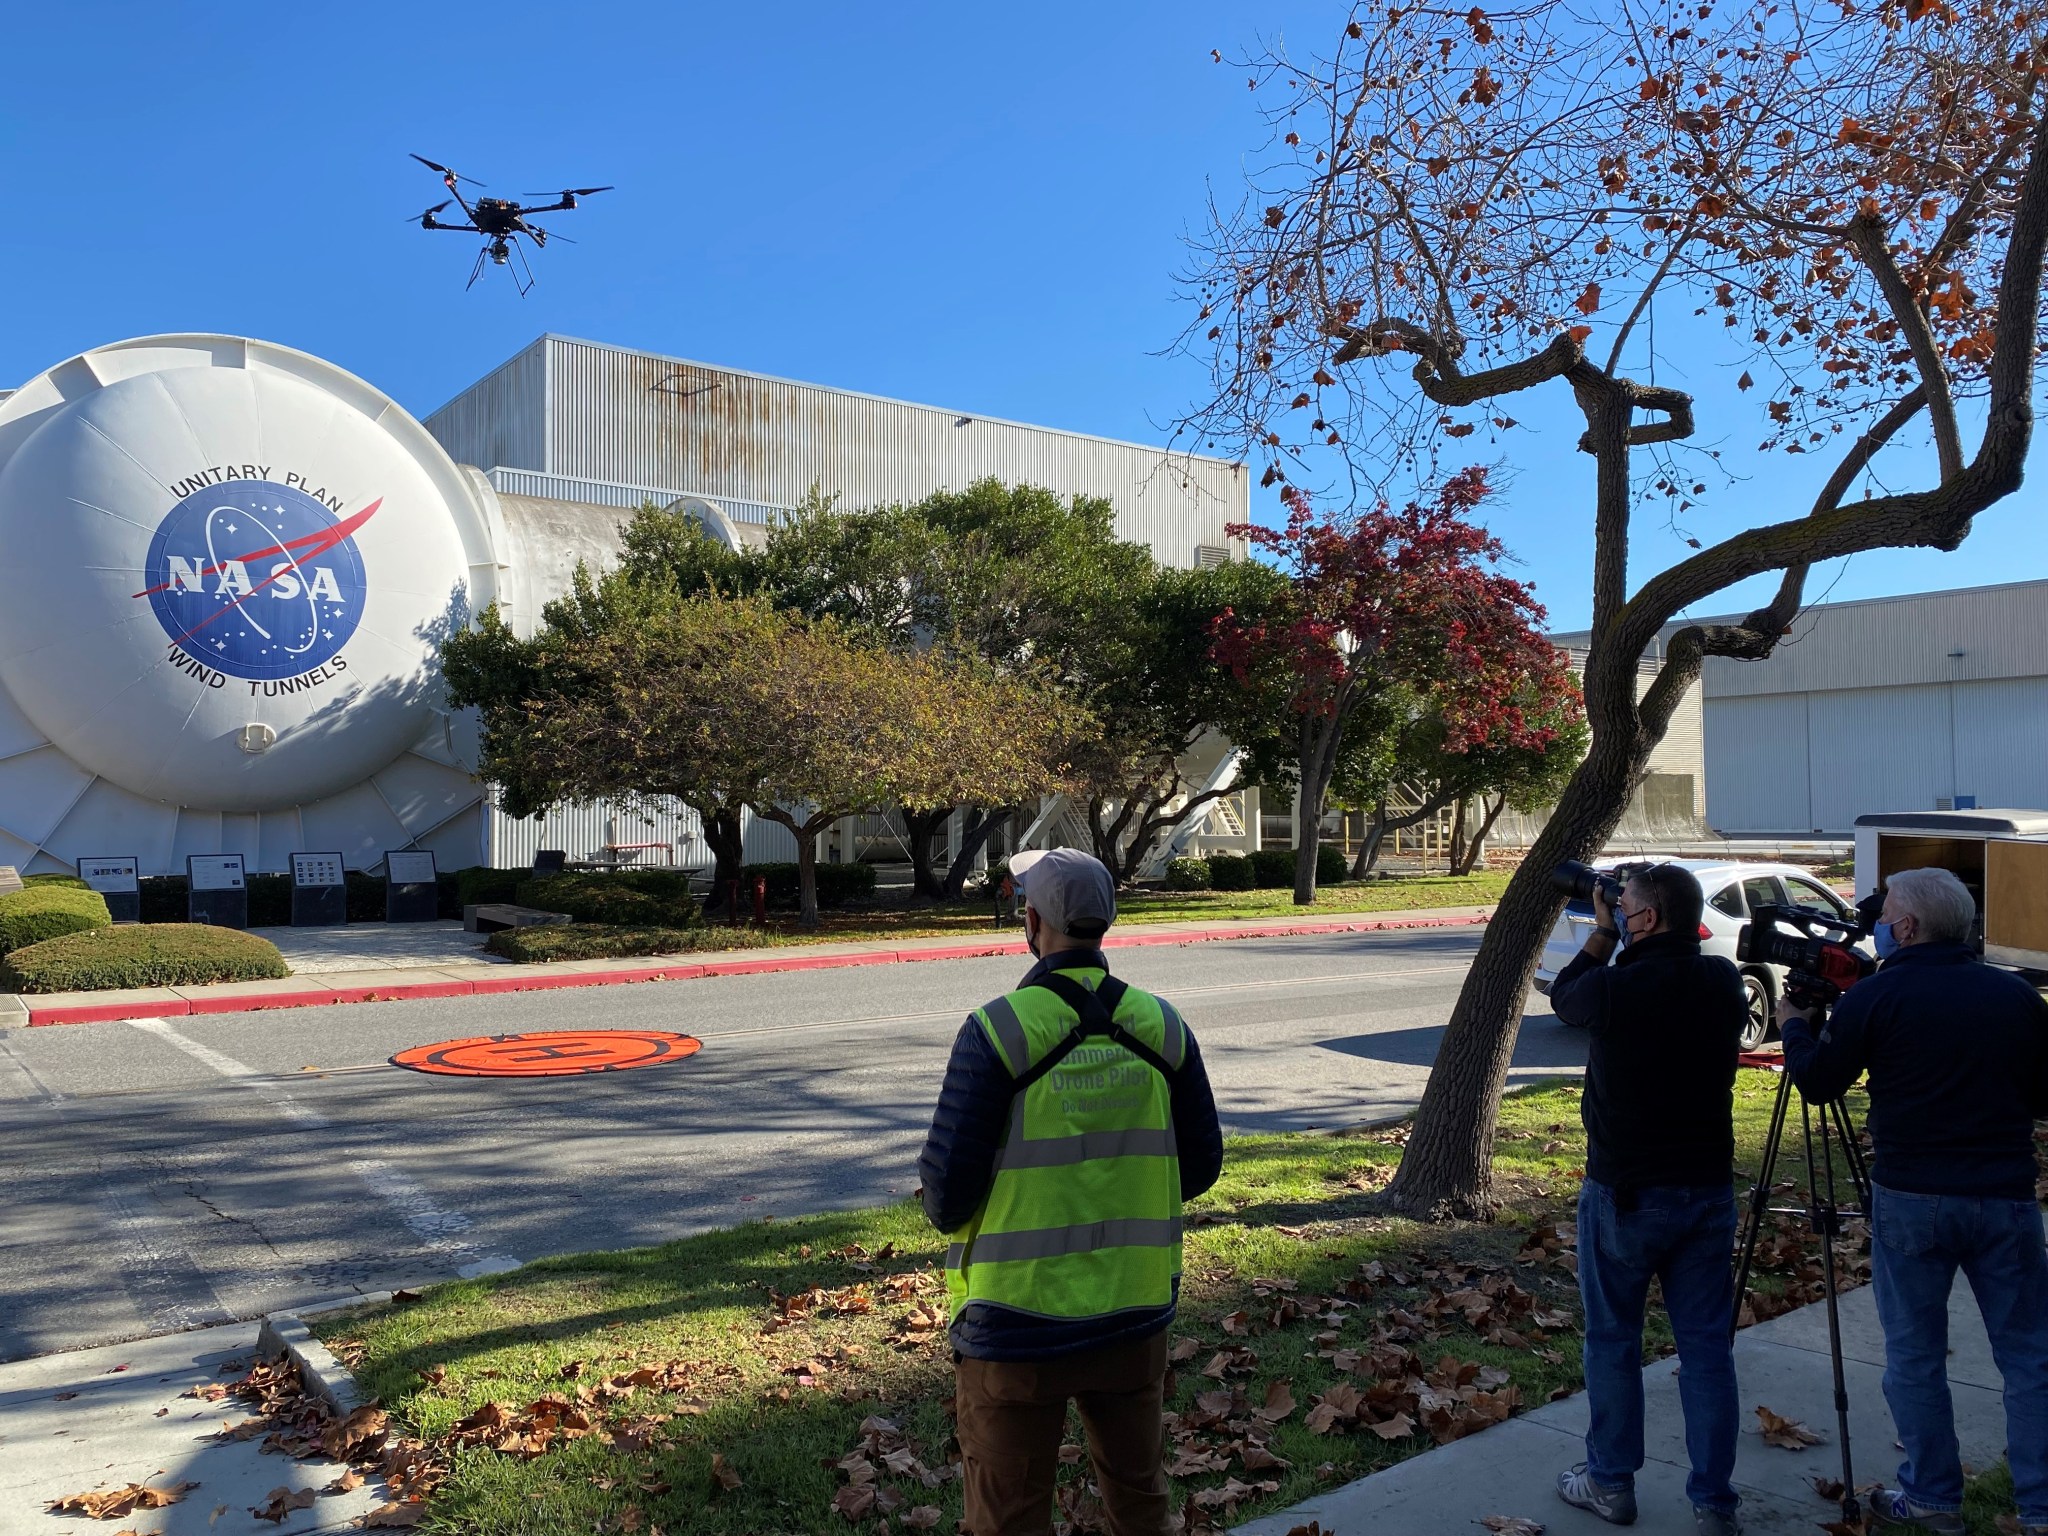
[1873,920,1900,961]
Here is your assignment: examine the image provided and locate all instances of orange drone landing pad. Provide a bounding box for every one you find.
[392,1030,703,1077]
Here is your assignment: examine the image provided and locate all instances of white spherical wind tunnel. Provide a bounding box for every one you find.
[0,335,505,875]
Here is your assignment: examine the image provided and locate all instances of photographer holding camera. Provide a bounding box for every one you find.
[1778,867,2048,1536]
[1549,862,1746,1535]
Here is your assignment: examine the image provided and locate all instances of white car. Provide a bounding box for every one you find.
[1532,858,1868,1052]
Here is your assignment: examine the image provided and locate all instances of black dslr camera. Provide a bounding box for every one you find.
[1550,859,1649,908]
[1735,902,1875,1007]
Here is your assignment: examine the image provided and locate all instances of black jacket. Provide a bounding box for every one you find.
[918,947,1224,1361]
[1781,941,2048,1200]
[1551,929,1743,1192]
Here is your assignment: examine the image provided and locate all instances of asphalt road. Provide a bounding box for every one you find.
[0,928,1581,1361]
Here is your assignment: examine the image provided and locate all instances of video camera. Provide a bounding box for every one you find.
[1734,902,1875,1007]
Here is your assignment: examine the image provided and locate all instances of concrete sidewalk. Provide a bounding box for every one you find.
[0,1324,383,1535]
[5,905,1493,1026]
[1236,1279,2011,1536]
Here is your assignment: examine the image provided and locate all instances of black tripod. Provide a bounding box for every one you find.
[1730,1032,1873,1527]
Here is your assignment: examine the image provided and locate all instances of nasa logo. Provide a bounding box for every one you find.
[137,479,380,684]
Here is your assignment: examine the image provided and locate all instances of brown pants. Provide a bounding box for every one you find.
[954,1330,1171,1536]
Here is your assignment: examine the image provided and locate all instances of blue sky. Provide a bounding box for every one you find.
[3,1,2039,629]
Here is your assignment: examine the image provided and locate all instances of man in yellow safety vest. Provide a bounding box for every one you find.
[920,847,1224,1536]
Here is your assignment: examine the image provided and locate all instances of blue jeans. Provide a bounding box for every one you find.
[1577,1178,1740,1515]
[1869,1183,2048,1524]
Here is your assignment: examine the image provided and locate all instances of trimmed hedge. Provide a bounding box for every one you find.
[483,924,772,964]
[2,923,289,993]
[1165,857,1212,891]
[454,866,529,908]
[1249,848,1295,888]
[1205,852,1254,891]
[22,874,90,889]
[0,886,111,957]
[1318,844,1351,887]
[734,861,878,910]
[515,872,705,929]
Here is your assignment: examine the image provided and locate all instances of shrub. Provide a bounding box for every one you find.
[1317,844,1352,887]
[1249,848,1296,888]
[0,886,111,957]
[1164,857,1212,891]
[22,873,90,889]
[1205,853,1254,891]
[516,873,705,929]
[483,924,772,964]
[140,876,189,924]
[246,873,292,927]
[2,924,289,993]
[454,866,529,908]
[736,861,878,910]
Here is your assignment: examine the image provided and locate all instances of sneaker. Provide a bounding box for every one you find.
[1693,1506,1743,1536]
[1556,1464,1638,1525]
[1867,1487,1964,1535]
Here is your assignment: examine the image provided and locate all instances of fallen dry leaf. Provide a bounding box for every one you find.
[901,1508,943,1531]
[831,1483,877,1522]
[1756,1405,1826,1450]
[251,1486,318,1523]
[358,1500,426,1527]
[710,1453,742,1492]
[48,1482,198,1519]
[1255,1378,1297,1423]
[1480,1518,1547,1535]
[1368,1411,1417,1440]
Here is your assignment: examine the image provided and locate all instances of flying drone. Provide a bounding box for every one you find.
[410,154,612,293]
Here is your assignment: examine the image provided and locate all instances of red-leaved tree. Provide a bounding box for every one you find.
[1210,468,1569,902]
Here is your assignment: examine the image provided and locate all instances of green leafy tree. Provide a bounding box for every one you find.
[446,589,1081,926]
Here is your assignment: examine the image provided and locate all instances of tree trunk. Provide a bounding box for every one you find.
[697,802,745,912]
[1453,794,1507,876]
[902,806,952,899]
[939,807,1004,898]
[1448,797,1470,875]
[1350,798,1388,878]
[1293,720,1339,905]
[794,823,822,929]
[1386,733,1650,1218]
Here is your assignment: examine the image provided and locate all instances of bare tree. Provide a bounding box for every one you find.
[1179,0,2048,1216]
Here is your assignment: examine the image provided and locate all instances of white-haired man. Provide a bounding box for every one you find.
[1780,866,2048,1536]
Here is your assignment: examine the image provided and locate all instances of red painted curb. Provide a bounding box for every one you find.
[20,912,1490,1025]
[29,997,195,1025]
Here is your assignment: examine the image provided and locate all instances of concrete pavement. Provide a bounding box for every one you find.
[1239,1277,2014,1536]
[0,926,1578,1360]
[0,1324,385,1536]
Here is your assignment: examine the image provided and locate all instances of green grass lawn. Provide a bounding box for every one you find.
[710,871,1513,948]
[317,1069,1910,1535]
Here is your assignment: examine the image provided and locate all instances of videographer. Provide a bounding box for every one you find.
[1778,867,2048,1536]
[1549,863,1746,1536]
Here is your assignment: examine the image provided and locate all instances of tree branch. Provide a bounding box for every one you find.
[1845,214,1964,480]
[1333,320,1588,402]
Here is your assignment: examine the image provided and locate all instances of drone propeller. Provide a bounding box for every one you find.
[523,186,614,198]
[408,199,454,220]
[526,225,577,245]
[411,152,484,186]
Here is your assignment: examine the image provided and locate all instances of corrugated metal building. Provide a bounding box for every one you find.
[1699,578,2048,835]
[424,334,1252,869]
[427,335,1250,577]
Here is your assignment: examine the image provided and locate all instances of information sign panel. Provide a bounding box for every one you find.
[290,851,349,927]
[384,850,439,924]
[79,855,142,923]
[186,854,248,928]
